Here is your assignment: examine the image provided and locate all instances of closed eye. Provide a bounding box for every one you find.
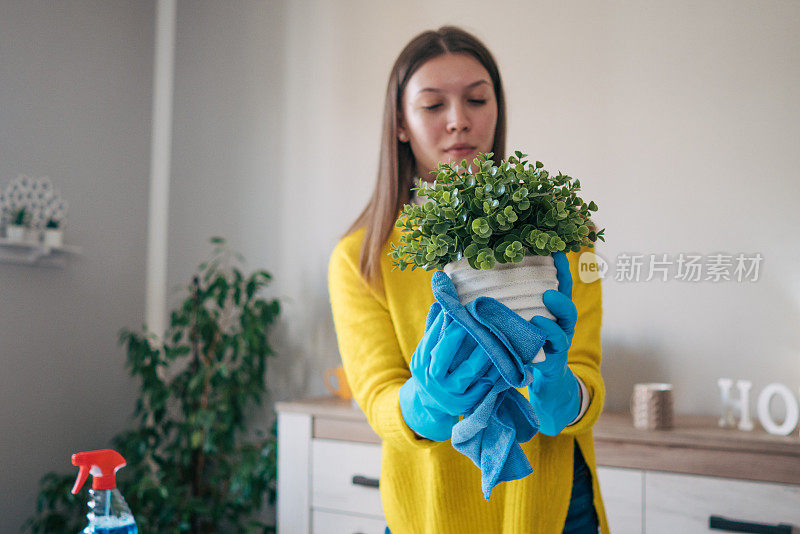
[424,99,487,111]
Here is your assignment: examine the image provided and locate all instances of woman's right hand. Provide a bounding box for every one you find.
[399,309,501,441]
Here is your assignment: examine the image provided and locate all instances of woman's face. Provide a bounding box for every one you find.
[399,53,498,182]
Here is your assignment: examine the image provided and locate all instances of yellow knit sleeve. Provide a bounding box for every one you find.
[561,246,606,435]
[327,238,446,452]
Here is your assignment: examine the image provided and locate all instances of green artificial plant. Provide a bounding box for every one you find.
[389,151,605,271]
[12,206,28,226]
[25,237,280,534]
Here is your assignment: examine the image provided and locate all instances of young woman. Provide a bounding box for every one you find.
[328,26,608,534]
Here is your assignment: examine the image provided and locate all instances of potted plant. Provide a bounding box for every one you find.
[6,206,29,242]
[389,151,605,326]
[43,217,64,247]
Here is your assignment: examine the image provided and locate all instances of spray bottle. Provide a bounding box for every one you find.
[71,449,138,534]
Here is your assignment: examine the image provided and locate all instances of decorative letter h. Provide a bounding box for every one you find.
[717,378,754,431]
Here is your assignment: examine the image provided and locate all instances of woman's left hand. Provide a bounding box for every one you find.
[527,251,582,436]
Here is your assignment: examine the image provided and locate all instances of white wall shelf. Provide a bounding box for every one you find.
[0,237,82,267]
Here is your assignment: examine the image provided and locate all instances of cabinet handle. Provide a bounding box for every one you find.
[351,475,380,488]
[709,515,794,533]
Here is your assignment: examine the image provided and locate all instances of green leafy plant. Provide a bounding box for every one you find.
[45,217,61,229]
[389,151,605,271]
[12,206,28,226]
[25,237,280,534]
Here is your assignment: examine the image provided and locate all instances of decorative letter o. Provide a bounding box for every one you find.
[756,383,800,436]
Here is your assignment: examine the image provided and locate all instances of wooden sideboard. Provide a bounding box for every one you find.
[276,396,800,533]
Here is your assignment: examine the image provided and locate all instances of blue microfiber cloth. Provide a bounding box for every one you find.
[427,270,548,500]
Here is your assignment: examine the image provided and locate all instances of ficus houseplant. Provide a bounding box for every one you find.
[389,151,605,343]
[25,237,280,534]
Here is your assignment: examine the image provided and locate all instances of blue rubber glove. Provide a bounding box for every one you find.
[527,251,582,436]
[399,308,502,441]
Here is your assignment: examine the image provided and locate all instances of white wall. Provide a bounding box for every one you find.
[0,0,154,530]
[270,0,800,416]
[167,0,288,418]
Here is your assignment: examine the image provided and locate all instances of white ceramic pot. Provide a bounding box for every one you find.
[6,224,26,242]
[443,254,559,363]
[43,228,64,247]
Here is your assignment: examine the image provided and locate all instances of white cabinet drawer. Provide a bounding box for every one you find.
[312,509,386,534]
[645,471,800,533]
[596,466,643,534]
[311,438,384,518]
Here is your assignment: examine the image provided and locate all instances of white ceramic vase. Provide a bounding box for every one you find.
[43,228,64,247]
[443,254,559,363]
[6,224,26,242]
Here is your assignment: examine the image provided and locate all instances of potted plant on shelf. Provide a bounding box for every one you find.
[6,206,29,242]
[1,175,69,246]
[389,150,605,325]
[43,217,64,247]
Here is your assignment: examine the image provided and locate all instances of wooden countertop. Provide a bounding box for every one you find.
[276,395,800,485]
[276,395,368,421]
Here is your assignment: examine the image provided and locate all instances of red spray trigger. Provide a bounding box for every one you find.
[71,449,127,494]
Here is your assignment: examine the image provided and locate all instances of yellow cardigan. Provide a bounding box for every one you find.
[328,223,610,534]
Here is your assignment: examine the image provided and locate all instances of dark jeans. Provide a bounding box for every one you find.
[563,440,600,533]
[385,441,599,534]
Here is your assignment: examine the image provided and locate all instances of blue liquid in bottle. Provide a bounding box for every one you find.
[92,524,138,534]
[80,489,139,534]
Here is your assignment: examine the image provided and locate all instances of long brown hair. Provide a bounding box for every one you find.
[343,26,508,289]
